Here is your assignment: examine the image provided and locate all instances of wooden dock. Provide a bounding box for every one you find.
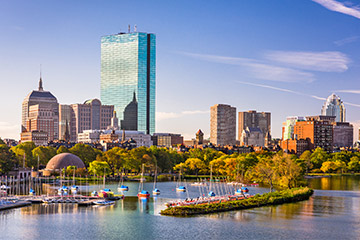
[0,201,31,211]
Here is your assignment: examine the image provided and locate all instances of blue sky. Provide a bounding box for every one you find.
[1,0,360,140]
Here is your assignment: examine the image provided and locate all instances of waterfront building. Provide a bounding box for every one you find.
[152,133,183,148]
[238,110,271,147]
[240,127,264,147]
[77,130,102,143]
[293,116,335,153]
[210,104,236,146]
[321,93,346,122]
[100,30,156,134]
[22,77,59,141]
[333,122,353,148]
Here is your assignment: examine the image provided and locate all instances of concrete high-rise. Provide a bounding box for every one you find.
[321,93,346,122]
[210,104,236,146]
[238,110,271,146]
[100,30,156,134]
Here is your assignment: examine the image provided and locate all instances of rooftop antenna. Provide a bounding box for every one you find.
[128,24,130,33]
[134,24,137,32]
[38,64,43,91]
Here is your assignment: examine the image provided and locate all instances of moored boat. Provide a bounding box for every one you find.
[152,188,160,195]
[176,186,186,192]
[138,190,150,199]
[93,200,115,205]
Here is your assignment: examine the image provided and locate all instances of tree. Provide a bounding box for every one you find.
[321,161,338,173]
[273,151,303,189]
[348,156,360,172]
[66,165,77,176]
[11,142,36,168]
[185,158,206,176]
[57,146,70,154]
[250,157,276,192]
[209,157,226,176]
[32,146,57,166]
[299,150,312,174]
[0,144,16,174]
[310,147,329,170]
[100,147,127,176]
[69,143,101,167]
[88,161,110,176]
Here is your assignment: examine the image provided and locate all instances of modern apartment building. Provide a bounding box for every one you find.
[210,104,236,146]
[100,30,156,134]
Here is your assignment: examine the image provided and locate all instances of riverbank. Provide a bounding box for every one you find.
[161,187,314,216]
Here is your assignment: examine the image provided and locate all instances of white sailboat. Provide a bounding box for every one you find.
[152,165,160,196]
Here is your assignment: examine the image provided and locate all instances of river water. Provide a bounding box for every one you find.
[1,176,359,240]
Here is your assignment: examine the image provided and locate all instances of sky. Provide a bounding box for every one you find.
[0,0,360,141]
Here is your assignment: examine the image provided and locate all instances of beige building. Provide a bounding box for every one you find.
[20,130,48,146]
[152,133,183,148]
[210,104,236,146]
[21,78,59,142]
[238,110,271,146]
[240,127,264,147]
[59,99,114,142]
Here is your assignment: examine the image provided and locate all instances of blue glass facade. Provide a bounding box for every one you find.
[101,32,155,134]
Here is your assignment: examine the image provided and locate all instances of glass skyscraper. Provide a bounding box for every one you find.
[100,32,156,134]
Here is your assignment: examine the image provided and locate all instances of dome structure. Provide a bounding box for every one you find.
[46,153,85,170]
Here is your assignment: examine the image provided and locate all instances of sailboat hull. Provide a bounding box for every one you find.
[137,193,150,199]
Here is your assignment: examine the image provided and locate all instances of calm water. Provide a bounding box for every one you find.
[1,177,360,240]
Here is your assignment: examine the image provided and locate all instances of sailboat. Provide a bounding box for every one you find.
[117,169,129,192]
[71,169,79,195]
[137,164,150,199]
[176,167,186,192]
[208,164,216,197]
[152,166,160,196]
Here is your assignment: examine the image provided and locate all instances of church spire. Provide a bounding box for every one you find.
[38,65,43,91]
[133,91,136,102]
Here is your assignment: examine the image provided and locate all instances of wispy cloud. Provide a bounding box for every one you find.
[334,36,359,46]
[336,89,360,94]
[264,51,350,72]
[156,110,209,121]
[180,52,315,83]
[239,80,360,107]
[312,0,360,19]
[237,81,325,100]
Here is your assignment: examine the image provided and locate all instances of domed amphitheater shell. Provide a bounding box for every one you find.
[46,153,85,170]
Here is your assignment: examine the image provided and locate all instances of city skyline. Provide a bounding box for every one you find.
[1,0,360,141]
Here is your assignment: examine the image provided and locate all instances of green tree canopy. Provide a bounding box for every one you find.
[0,144,16,174]
[10,142,36,168]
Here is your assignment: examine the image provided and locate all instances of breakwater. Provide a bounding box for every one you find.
[161,187,314,216]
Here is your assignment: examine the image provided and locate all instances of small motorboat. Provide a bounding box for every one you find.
[99,188,114,198]
[0,185,10,190]
[176,186,186,192]
[93,200,115,205]
[152,188,160,195]
[208,191,216,197]
[91,191,98,197]
[234,189,243,196]
[138,190,150,199]
[29,188,35,196]
[118,185,129,192]
[71,185,79,194]
[241,187,249,193]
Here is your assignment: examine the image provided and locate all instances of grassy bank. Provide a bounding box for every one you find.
[160,187,314,216]
[307,173,360,177]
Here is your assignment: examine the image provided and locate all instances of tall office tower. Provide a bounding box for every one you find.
[210,104,236,146]
[100,30,156,134]
[238,110,271,146]
[21,77,59,140]
[321,93,346,122]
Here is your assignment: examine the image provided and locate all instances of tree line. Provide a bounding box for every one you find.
[1,140,360,189]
